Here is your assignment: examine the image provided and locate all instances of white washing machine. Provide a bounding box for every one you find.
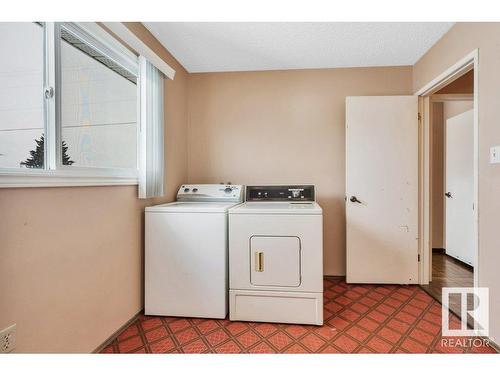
[229,185,323,325]
[145,184,243,318]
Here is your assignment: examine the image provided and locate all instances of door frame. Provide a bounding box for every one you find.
[415,49,478,287]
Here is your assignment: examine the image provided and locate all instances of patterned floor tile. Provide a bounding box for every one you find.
[141,317,162,331]
[249,342,275,353]
[333,334,359,353]
[214,340,242,354]
[100,278,498,355]
[205,329,230,346]
[253,323,278,337]
[145,326,168,343]
[149,337,175,353]
[267,331,293,350]
[300,333,326,351]
[118,336,143,353]
[283,324,309,339]
[284,343,309,353]
[314,325,338,340]
[400,337,429,353]
[346,325,370,342]
[225,321,248,335]
[197,319,220,334]
[365,336,393,353]
[168,318,191,333]
[117,323,139,341]
[175,327,199,345]
[235,330,260,348]
[377,327,402,344]
[182,339,208,353]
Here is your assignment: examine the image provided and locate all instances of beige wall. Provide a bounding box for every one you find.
[0,24,188,353]
[414,22,500,343]
[435,69,474,94]
[187,67,413,275]
[444,100,473,121]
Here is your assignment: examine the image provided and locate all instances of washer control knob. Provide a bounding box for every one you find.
[184,188,190,193]
[192,188,198,193]
[224,187,232,193]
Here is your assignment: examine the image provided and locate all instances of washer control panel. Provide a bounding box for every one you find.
[177,184,244,202]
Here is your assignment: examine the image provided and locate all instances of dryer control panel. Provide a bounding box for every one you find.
[177,184,244,202]
[246,185,315,202]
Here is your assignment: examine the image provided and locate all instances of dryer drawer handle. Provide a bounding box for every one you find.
[255,252,264,272]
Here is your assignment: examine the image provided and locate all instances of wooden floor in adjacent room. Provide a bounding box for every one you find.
[420,253,474,320]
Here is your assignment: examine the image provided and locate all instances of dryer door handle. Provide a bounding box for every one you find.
[255,252,264,272]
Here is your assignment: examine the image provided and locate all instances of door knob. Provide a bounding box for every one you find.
[350,196,362,203]
[445,192,453,198]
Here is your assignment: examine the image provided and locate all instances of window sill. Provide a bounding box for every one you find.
[0,170,138,188]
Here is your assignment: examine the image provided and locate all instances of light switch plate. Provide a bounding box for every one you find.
[490,146,500,164]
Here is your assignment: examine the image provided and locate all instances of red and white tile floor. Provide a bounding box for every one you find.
[100,278,497,354]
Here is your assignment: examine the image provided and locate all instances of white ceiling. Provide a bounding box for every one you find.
[144,22,454,73]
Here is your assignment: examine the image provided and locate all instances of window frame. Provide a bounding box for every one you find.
[0,22,141,188]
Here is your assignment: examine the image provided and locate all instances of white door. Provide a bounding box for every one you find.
[346,96,419,284]
[445,110,474,266]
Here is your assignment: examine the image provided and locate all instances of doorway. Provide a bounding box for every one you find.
[418,61,477,319]
[344,51,478,293]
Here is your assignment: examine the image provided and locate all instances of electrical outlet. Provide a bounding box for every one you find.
[0,324,16,353]
[490,145,500,164]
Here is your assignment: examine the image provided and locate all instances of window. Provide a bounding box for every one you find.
[0,22,141,186]
[0,22,45,169]
[60,25,137,170]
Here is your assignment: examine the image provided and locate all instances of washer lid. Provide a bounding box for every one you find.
[146,201,241,213]
[228,202,322,215]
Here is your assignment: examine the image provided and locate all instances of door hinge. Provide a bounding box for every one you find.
[418,113,422,121]
[418,254,421,262]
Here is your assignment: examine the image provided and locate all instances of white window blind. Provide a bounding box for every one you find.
[139,56,164,198]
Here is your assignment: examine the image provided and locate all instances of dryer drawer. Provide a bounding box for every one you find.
[250,236,301,287]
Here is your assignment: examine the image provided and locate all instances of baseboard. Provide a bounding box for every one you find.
[324,275,345,280]
[487,337,500,353]
[443,254,474,271]
[93,310,143,353]
[432,248,446,254]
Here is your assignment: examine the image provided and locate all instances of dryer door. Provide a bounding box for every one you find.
[250,236,301,287]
